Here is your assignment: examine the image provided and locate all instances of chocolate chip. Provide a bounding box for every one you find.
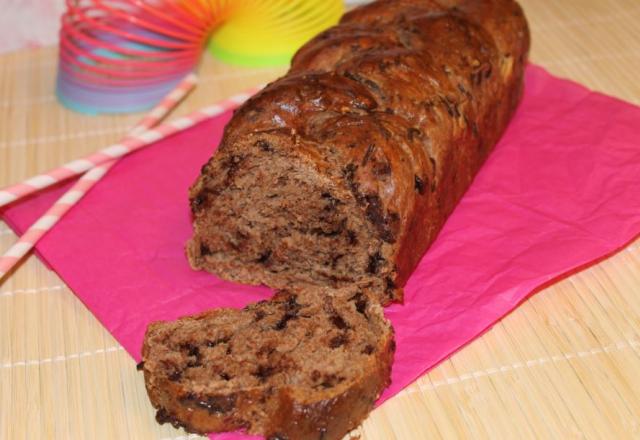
[256,249,272,264]
[329,334,347,348]
[362,344,375,355]
[254,310,266,321]
[220,372,231,381]
[195,395,237,414]
[155,408,186,430]
[365,194,395,243]
[367,252,385,274]
[253,365,277,382]
[346,230,358,245]
[190,193,206,213]
[136,361,144,371]
[385,276,396,293]
[285,295,300,311]
[414,175,425,194]
[319,373,344,389]
[168,370,182,381]
[350,292,368,315]
[255,139,273,152]
[155,408,170,424]
[200,242,212,256]
[181,344,202,368]
[180,343,194,353]
[274,312,297,330]
[181,392,197,402]
[342,163,357,180]
[330,314,348,330]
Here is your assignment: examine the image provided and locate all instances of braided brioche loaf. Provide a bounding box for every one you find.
[145,0,531,438]
[187,0,529,305]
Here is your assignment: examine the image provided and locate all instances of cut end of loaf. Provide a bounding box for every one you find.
[141,286,395,439]
[187,131,402,304]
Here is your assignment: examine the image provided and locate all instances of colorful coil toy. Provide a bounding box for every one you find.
[57,0,343,114]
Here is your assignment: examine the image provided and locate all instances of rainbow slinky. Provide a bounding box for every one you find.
[57,0,343,114]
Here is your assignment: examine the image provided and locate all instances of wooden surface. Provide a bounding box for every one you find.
[1,0,640,438]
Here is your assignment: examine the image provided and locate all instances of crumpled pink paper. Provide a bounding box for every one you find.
[2,65,640,439]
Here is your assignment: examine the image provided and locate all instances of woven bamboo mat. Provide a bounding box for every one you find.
[2,0,640,438]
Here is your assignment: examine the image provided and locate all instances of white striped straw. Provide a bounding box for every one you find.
[129,73,198,136]
[0,74,202,280]
[0,84,261,208]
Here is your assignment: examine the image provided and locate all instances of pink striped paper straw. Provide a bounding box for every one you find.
[0,73,199,281]
[0,165,113,280]
[0,84,262,208]
[130,73,198,135]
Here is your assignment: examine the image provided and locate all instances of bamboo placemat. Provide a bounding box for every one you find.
[1,0,640,438]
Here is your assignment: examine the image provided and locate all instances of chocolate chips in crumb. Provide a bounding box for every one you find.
[367,251,385,274]
[256,249,272,264]
[256,139,273,152]
[414,175,426,194]
[142,286,394,439]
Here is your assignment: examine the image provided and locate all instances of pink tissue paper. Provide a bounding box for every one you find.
[2,65,640,439]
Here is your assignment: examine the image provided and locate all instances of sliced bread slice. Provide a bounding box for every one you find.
[141,286,394,440]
